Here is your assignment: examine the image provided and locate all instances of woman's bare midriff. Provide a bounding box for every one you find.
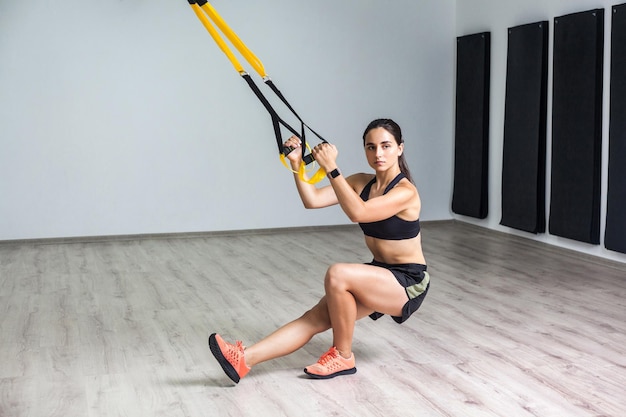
[364,234,426,265]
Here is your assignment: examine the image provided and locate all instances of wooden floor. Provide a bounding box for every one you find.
[0,221,625,417]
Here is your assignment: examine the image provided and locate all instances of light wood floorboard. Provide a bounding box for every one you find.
[0,221,625,417]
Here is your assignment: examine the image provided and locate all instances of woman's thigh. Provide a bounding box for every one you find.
[325,263,407,317]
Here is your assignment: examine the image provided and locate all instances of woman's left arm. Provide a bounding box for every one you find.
[312,143,417,223]
[332,177,416,223]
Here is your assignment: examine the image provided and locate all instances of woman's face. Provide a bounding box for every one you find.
[364,127,403,172]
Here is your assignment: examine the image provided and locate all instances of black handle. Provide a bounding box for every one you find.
[283,146,316,165]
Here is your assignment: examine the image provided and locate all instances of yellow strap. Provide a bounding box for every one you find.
[191,4,245,74]
[279,142,315,174]
[298,161,327,184]
[279,155,326,184]
[198,2,267,78]
[190,1,324,183]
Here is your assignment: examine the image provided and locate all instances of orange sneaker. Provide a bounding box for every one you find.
[208,333,251,383]
[304,346,357,379]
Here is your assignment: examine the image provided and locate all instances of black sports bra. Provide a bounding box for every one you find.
[358,173,421,240]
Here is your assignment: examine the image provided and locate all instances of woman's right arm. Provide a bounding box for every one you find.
[285,136,338,209]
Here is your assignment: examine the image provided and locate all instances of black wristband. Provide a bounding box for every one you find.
[327,168,341,179]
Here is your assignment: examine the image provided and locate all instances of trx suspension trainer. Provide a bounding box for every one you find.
[186,0,329,183]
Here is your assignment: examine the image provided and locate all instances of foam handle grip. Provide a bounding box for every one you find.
[283,146,316,165]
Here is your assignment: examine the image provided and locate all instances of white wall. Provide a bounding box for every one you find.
[0,0,456,240]
[456,0,626,264]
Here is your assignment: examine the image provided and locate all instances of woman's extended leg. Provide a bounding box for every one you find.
[244,298,330,366]
[244,294,374,366]
[209,295,372,383]
[209,263,405,382]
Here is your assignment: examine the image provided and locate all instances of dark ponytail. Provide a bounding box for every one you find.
[362,118,414,183]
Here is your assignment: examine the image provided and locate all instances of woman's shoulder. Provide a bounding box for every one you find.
[347,172,375,182]
[346,172,375,189]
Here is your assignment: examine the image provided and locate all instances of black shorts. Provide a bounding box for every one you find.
[366,260,430,324]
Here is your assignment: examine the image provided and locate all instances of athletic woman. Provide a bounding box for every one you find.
[209,118,430,382]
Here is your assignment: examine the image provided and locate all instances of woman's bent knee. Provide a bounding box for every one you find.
[324,263,351,290]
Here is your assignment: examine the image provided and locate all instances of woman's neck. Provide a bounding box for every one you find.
[373,168,402,190]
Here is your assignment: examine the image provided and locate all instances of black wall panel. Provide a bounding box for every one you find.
[549,9,603,244]
[606,4,626,254]
[501,22,549,233]
[452,32,490,219]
